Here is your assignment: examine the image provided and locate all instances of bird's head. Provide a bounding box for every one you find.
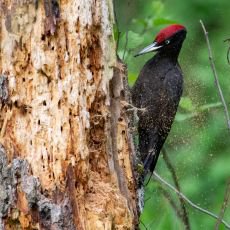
[134,24,187,57]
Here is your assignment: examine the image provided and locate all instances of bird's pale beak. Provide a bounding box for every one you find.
[134,42,162,57]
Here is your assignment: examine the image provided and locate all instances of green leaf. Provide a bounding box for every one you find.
[198,102,222,111]
[175,112,197,122]
[152,1,164,15]
[153,18,178,26]
[179,97,194,112]
[128,72,137,86]
[113,25,119,42]
[126,31,145,50]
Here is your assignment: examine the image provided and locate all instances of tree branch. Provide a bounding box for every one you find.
[140,220,148,230]
[200,20,230,229]
[123,31,129,61]
[215,179,230,230]
[226,45,230,65]
[112,0,121,55]
[199,20,230,131]
[224,38,230,65]
[158,186,184,221]
[162,148,190,230]
[153,172,230,229]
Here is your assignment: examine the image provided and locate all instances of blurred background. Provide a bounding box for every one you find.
[114,0,230,229]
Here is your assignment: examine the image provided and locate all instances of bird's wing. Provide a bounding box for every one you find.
[138,67,183,173]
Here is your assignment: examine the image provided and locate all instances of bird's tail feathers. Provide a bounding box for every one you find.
[143,149,158,185]
[144,149,156,171]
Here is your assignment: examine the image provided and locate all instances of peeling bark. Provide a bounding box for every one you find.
[0,0,139,229]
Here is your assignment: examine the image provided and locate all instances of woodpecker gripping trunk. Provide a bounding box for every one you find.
[132,25,187,176]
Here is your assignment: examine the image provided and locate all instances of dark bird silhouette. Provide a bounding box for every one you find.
[131,24,187,176]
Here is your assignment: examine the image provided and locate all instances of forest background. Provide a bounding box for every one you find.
[114,0,230,229]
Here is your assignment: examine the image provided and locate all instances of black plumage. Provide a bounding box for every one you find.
[132,25,187,175]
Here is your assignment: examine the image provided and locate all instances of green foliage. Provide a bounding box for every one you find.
[153,18,178,26]
[179,97,194,112]
[127,31,145,49]
[113,24,120,43]
[115,0,230,229]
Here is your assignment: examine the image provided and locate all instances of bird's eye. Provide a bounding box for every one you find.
[165,40,170,45]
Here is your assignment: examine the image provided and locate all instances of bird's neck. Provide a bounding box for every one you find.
[157,43,183,64]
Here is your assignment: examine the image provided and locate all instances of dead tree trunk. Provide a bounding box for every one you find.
[0,0,139,229]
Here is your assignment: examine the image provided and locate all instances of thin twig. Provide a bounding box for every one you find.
[200,20,230,131]
[215,179,230,230]
[227,46,230,65]
[224,38,230,64]
[158,186,183,221]
[176,102,222,122]
[112,0,121,55]
[140,220,148,230]
[121,100,147,112]
[145,185,184,222]
[122,31,129,60]
[162,148,190,230]
[200,20,230,229]
[224,38,230,42]
[153,172,230,229]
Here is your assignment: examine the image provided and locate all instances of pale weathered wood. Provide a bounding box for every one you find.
[0,0,138,229]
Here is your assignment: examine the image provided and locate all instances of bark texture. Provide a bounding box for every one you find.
[0,0,138,229]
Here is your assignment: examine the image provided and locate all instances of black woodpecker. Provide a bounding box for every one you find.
[132,24,187,176]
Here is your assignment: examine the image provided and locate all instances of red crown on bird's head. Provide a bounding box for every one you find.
[155,24,186,43]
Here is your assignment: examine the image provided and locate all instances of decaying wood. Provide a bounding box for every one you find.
[0,0,139,229]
